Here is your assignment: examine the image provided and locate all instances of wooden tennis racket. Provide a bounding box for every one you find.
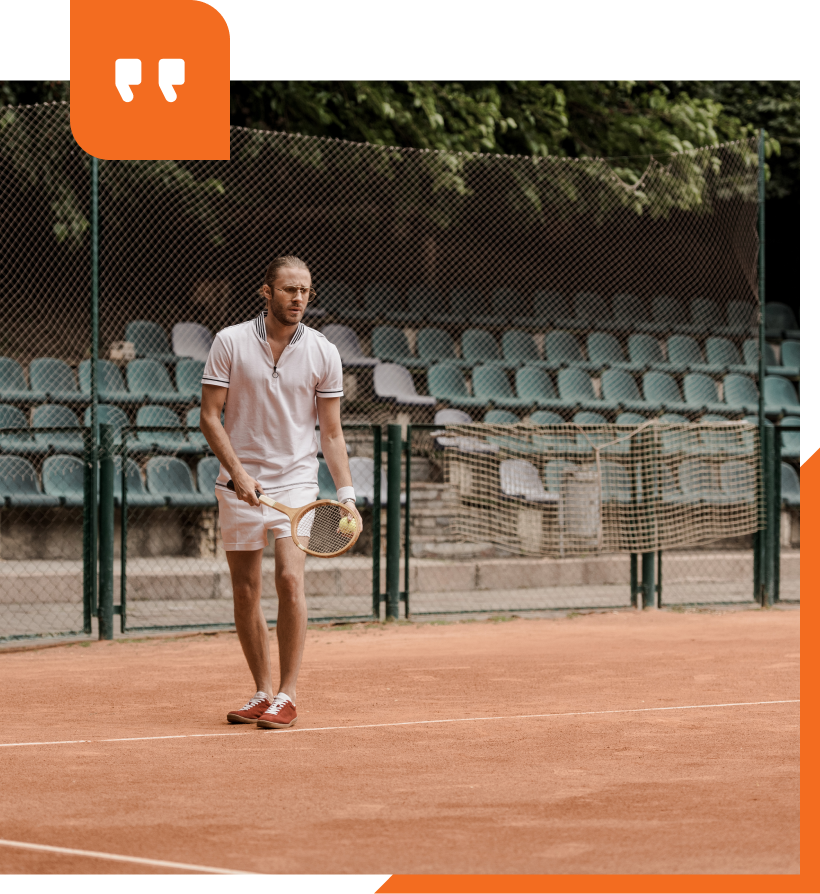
[225,481,360,557]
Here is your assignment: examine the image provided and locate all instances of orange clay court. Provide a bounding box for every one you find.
[0,608,799,876]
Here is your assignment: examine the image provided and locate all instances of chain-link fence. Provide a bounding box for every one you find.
[0,101,799,641]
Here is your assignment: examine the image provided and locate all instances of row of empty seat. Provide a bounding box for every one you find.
[326,324,799,378]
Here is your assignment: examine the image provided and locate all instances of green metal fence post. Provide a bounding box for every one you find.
[403,425,412,618]
[371,424,382,619]
[772,426,782,603]
[630,554,639,608]
[641,552,656,609]
[81,429,95,633]
[385,423,402,620]
[98,423,115,639]
[120,434,128,632]
[755,128,768,605]
[763,425,778,607]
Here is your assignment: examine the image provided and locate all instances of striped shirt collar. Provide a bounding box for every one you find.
[254,310,305,346]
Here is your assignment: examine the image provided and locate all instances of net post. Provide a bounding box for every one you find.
[656,550,663,608]
[371,424,382,619]
[385,424,402,620]
[630,554,639,608]
[120,433,128,632]
[772,426,782,603]
[641,552,656,609]
[756,128,768,606]
[403,425,412,618]
[98,423,115,640]
[763,425,778,607]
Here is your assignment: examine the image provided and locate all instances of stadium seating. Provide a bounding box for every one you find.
[502,331,548,368]
[42,454,85,506]
[32,404,85,453]
[769,340,799,379]
[0,357,44,402]
[660,464,687,504]
[370,326,419,367]
[601,461,632,503]
[587,332,642,372]
[528,411,575,453]
[600,368,656,414]
[79,359,141,404]
[434,408,473,426]
[145,456,215,507]
[514,290,563,328]
[544,331,595,371]
[611,294,643,334]
[781,462,800,507]
[720,300,756,338]
[461,329,515,369]
[686,298,722,336]
[557,368,618,412]
[373,363,436,407]
[723,374,760,414]
[29,358,82,403]
[476,288,516,327]
[663,335,704,373]
[0,455,61,507]
[83,404,130,444]
[172,322,212,362]
[642,371,690,414]
[515,367,564,410]
[628,334,664,370]
[125,320,177,364]
[573,411,613,453]
[719,461,756,503]
[699,414,747,455]
[764,375,800,416]
[319,281,360,318]
[317,458,336,500]
[0,404,36,452]
[500,459,558,503]
[658,413,701,455]
[543,460,579,495]
[616,412,647,426]
[175,358,206,401]
[765,303,799,341]
[127,358,180,402]
[555,292,608,330]
[682,373,726,414]
[185,408,209,451]
[417,328,469,368]
[427,364,485,408]
[643,294,683,335]
[135,405,196,453]
[704,337,749,375]
[678,458,731,504]
[196,456,220,500]
[472,366,531,409]
[780,417,800,461]
[484,409,519,425]
[322,324,379,367]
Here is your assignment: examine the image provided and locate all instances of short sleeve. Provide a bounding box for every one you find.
[201,332,231,389]
[315,342,344,399]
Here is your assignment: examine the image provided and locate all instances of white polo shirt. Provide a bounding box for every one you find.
[201,311,344,494]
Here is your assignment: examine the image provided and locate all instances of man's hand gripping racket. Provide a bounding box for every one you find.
[226,479,361,557]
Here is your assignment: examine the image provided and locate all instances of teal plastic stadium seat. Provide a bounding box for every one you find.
[609,412,646,454]
[764,375,800,416]
[196,456,221,501]
[485,409,519,425]
[601,461,632,503]
[427,364,485,408]
[83,404,129,444]
[682,373,726,413]
[686,298,722,335]
[317,458,336,500]
[765,303,799,340]
[699,414,745,454]
[0,357,44,402]
[417,328,468,368]
[136,405,191,452]
[557,368,618,412]
[720,300,755,337]
[502,331,547,368]
[704,337,744,374]
[617,412,646,426]
[0,455,61,507]
[743,340,777,373]
[32,404,85,452]
[29,358,81,403]
[371,326,418,366]
[127,358,180,402]
[515,367,564,410]
[611,293,644,333]
[628,334,664,369]
[529,411,574,453]
[573,411,611,453]
[472,366,530,409]
[780,416,800,460]
[514,290,564,327]
[678,458,731,503]
[555,292,608,329]
[530,410,564,425]
[185,407,209,450]
[114,456,163,507]
[663,335,703,372]
[363,283,400,320]
[544,331,594,371]
[125,320,177,364]
[771,340,800,379]
[723,374,760,414]
[660,464,689,504]
[543,460,579,495]
[461,329,514,369]
[642,371,689,414]
[0,404,35,452]
[587,332,642,372]
[42,454,85,506]
[781,462,800,507]
[601,368,655,413]
[644,294,685,334]
[145,456,214,506]
[79,359,141,404]
[176,358,206,401]
[720,460,756,503]
[658,413,700,455]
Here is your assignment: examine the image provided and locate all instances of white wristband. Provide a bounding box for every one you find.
[337,486,356,504]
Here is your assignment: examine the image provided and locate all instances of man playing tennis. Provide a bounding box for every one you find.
[200,256,362,730]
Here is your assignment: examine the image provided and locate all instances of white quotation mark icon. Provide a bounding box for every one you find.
[115,58,185,103]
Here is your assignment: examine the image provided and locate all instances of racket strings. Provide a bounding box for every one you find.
[295,503,358,556]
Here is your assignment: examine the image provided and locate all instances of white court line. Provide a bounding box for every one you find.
[0,838,254,874]
[0,699,798,749]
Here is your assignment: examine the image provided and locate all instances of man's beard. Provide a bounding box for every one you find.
[270,302,303,326]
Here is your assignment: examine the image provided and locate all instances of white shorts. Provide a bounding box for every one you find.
[216,486,320,551]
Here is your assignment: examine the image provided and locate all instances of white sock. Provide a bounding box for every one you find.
[274,690,294,705]
[254,691,268,700]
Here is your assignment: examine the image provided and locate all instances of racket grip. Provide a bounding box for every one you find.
[226,480,262,498]
[226,479,276,509]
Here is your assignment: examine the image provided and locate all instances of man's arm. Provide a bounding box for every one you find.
[316,396,363,532]
[200,384,262,506]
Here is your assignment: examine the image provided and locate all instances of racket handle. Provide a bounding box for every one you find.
[226,479,277,509]
[225,479,259,496]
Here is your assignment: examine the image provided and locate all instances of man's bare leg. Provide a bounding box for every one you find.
[226,548,274,697]
[273,536,307,702]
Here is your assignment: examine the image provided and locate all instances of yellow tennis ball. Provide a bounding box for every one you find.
[339,516,357,534]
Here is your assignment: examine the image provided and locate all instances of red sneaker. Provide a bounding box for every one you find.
[227,693,271,724]
[257,697,297,729]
